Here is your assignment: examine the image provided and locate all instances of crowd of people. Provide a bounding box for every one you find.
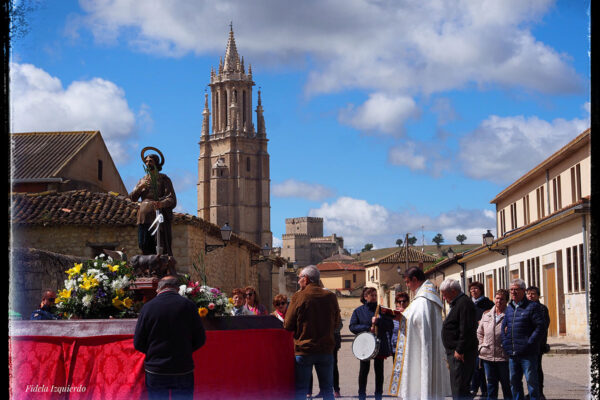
[30,265,551,400]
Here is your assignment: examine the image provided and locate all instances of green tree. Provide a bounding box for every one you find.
[456,234,467,245]
[407,236,418,246]
[432,233,444,247]
[361,243,374,252]
[396,238,403,247]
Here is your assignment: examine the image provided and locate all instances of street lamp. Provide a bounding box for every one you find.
[447,247,455,259]
[251,243,272,265]
[447,247,467,291]
[482,230,507,255]
[205,222,233,253]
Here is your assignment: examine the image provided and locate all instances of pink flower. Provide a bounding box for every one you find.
[208,303,215,310]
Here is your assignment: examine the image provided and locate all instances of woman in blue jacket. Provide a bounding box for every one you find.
[350,287,394,400]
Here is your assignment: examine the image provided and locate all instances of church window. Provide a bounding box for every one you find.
[247,157,251,172]
[243,90,247,124]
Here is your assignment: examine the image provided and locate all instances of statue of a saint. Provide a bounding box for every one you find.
[128,148,177,256]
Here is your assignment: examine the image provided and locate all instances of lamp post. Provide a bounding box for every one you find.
[251,243,272,265]
[482,230,509,288]
[205,222,233,253]
[447,247,467,291]
[483,230,506,255]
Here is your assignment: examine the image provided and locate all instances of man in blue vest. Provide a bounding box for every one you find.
[501,279,546,400]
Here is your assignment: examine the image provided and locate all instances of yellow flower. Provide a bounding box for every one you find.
[66,263,83,278]
[58,289,72,301]
[122,297,133,309]
[116,288,125,297]
[112,296,123,309]
[79,274,99,290]
[107,264,119,272]
[228,297,234,304]
[198,307,208,317]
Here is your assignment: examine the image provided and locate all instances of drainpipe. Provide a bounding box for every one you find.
[582,214,590,333]
[505,247,510,288]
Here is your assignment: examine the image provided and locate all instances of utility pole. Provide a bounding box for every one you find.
[405,233,410,272]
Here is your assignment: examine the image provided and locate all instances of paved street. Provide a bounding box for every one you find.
[305,319,591,399]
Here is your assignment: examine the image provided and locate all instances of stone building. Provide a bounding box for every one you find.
[10,131,127,195]
[426,128,591,340]
[281,217,345,267]
[10,189,267,314]
[197,27,272,249]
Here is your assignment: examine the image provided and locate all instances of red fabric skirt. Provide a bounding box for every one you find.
[9,329,295,399]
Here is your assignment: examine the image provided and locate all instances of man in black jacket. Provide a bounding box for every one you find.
[134,276,206,400]
[441,278,477,400]
[527,286,550,400]
[469,281,494,397]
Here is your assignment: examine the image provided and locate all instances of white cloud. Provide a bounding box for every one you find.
[388,142,427,171]
[459,114,590,183]
[272,179,335,201]
[72,0,584,98]
[339,93,419,136]
[308,197,495,251]
[10,62,137,163]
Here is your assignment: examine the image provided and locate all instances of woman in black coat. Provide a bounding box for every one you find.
[349,287,394,400]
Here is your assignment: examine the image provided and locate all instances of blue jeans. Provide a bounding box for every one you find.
[482,360,512,400]
[295,354,334,400]
[145,371,194,400]
[508,355,539,400]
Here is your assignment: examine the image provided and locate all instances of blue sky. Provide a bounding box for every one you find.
[10,0,590,252]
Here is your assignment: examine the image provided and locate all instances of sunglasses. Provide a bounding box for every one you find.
[246,293,254,296]
[275,302,286,306]
[48,298,56,302]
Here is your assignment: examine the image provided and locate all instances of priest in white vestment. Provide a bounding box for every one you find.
[389,266,451,400]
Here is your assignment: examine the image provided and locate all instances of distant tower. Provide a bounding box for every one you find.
[197,25,272,248]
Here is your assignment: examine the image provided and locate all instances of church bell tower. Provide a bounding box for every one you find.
[197,26,272,248]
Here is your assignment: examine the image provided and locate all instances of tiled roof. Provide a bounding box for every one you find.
[322,252,355,262]
[317,262,365,272]
[10,190,261,250]
[11,131,99,180]
[11,190,138,226]
[365,247,438,266]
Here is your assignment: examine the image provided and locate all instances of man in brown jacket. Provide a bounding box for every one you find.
[284,265,341,400]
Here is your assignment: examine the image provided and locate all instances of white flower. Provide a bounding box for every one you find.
[64,279,77,290]
[87,268,101,277]
[82,294,93,308]
[179,285,187,296]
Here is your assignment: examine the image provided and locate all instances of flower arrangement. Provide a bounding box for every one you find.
[178,277,233,317]
[55,255,138,319]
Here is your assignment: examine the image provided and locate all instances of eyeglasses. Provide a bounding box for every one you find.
[397,300,409,304]
[246,293,254,297]
[509,288,523,292]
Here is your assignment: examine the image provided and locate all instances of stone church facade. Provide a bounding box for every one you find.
[197,27,272,249]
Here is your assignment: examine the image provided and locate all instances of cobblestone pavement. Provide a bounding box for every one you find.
[305,320,591,399]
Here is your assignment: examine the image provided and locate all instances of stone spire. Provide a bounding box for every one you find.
[256,88,265,137]
[223,24,241,72]
[201,91,210,138]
